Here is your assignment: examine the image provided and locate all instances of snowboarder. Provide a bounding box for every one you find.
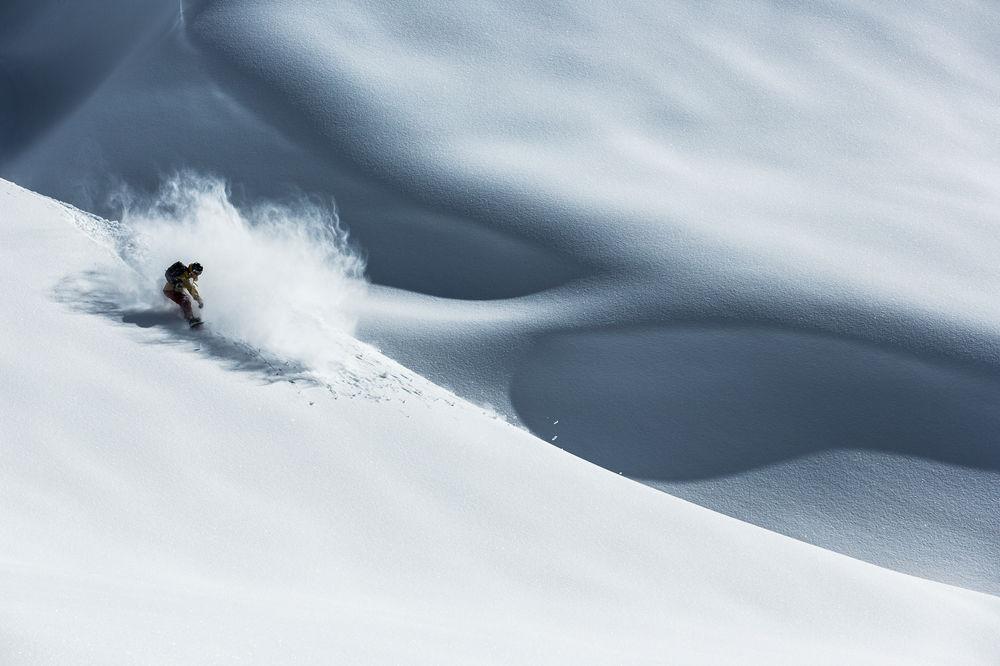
[163,261,204,327]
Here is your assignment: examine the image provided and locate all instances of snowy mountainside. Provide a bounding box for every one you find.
[2,178,1000,663]
[3,1,1000,593]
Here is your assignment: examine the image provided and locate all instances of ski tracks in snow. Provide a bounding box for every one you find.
[228,335,461,410]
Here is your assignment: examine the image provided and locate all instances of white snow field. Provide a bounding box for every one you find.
[3,0,1000,614]
[3,176,1000,663]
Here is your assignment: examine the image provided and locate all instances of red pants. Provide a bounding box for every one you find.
[164,289,194,320]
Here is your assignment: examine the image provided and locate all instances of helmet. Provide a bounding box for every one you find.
[189,262,204,275]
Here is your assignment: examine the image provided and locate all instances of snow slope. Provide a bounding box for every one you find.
[3,181,1000,663]
[3,0,1000,596]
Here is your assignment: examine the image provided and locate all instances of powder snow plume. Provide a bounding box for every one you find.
[107,173,368,377]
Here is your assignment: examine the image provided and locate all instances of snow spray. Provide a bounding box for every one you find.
[110,173,368,376]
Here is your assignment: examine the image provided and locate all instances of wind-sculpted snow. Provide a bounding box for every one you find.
[3,0,1000,597]
[187,1,1000,315]
[509,324,1000,593]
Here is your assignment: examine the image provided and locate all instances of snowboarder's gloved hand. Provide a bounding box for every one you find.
[197,300,204,309]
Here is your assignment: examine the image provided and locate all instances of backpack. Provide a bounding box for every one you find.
[164,261,187,283]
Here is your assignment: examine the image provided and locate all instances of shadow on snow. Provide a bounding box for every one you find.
[511,324,1000,480]
[53,270,310,386]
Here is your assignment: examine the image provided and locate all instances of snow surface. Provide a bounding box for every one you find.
[3,0,1000,605]
[3,175,1000,664]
